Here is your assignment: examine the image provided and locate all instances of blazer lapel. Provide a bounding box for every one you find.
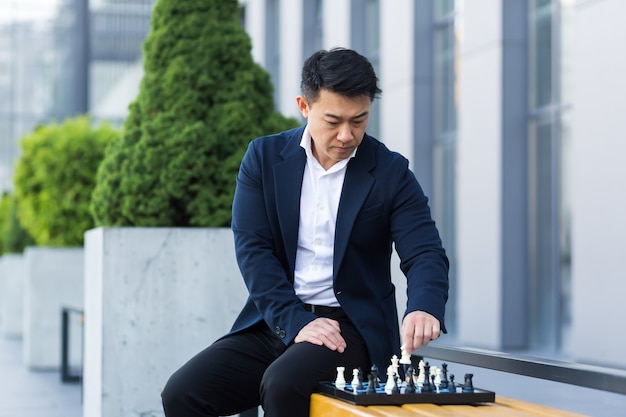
[274,131,306,278]
[333,136,376,278]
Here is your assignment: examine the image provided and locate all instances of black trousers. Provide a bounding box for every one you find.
[161,308,370,417]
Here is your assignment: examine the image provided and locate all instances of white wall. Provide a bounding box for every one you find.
[277,0,303,119]
[569,0,626,368]
[322,0,350,49]
[455,0,503,348]
[379,0,415,159]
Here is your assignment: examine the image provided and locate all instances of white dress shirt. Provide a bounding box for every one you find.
[294,125,357,306]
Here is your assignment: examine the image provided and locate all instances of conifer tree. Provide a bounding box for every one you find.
[13,116,116,246]
[91,0,298,227]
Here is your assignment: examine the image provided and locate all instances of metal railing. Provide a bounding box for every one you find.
[414,344,626,396]
[61,306,84,383]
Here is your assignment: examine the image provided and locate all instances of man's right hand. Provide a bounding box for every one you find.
[294,317,347,353]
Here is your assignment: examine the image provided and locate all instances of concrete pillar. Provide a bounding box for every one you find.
[22,247,84,370]
[83,227,249,417]
[0,253,25,338]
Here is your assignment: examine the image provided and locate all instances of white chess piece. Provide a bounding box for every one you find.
[384,365,396,394]
[335,366,346,390]
[351,368,360,388]
[417,360,426,386]
[433,366,442,391]
[391,354,400,379]
[400,345,412,366]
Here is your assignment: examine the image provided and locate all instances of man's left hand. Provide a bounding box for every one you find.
[400,310,440,353]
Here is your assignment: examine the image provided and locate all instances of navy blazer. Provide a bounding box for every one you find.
[229,126,449,370]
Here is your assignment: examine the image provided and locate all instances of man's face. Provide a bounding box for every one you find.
[296,89,371,170]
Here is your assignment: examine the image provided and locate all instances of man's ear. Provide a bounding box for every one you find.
[296,96,309,118]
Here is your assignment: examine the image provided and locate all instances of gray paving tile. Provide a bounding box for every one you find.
[0,337,81,417]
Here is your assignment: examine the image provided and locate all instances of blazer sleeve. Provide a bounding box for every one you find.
[389,157,449,330]
[231,139,316,344]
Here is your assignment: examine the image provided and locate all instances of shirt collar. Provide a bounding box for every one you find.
[299,124,358,172]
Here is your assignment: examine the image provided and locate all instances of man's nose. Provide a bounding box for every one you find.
[337,126,353,142]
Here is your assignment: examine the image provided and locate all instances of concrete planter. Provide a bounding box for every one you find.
[22,246,84,370]
[83,227,248,417]
[0,253,26,338]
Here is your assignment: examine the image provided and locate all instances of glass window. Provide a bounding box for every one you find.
[265,0,280,106]
[527,0,571,353]
[432,0,459,334]
[350,0,380,138]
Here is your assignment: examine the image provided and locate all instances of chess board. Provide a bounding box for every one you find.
[317,381,496,406]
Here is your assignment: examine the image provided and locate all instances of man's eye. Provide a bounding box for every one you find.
[326,121,339,126]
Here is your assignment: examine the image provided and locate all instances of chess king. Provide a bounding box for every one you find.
[161,47,449,417]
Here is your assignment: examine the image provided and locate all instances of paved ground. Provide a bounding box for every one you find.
[0,336,82,417]
[2,334,626,417]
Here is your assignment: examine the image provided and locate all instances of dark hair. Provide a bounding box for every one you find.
[300,47,382,103]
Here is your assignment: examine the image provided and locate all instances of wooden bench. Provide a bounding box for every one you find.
[310,392,589,417]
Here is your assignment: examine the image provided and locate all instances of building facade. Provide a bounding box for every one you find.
[241,0,626,369]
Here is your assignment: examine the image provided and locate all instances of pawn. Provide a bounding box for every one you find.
[417,360,426,386]
[449,374,457,392]
[335,366,346,390]
[384,365,396,394]
[351,368,363,390]
[462,373,474,393]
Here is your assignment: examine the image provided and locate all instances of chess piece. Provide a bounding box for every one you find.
[391,354,400,379]
[440,363,449,390]
[384,365,396,394]
[404,367,416,394]
[335,366,346,390]
[420,362,432,392]
[351,368,363,390]
[370,364,380,388]
[449,374,457,392]
[366,374,376,394]
[432,365,441,391]
[400,345,412,376]
[417,360,426,387]
[462,373,474,393]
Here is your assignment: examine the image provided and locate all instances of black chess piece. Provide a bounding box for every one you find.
[366,374,376,394]
[370,364,379,388]
[421,362,432,392]
[440,363,449,390]
[462,373,474,393]
[449,374,456,392]
[391,375,400,394]
[404,368,416,394]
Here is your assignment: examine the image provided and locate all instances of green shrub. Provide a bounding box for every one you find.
[90,0,299,227]
[0,192,35,254]
[13,116,118,246]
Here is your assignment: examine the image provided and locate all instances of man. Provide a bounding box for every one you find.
[161,47,449,417]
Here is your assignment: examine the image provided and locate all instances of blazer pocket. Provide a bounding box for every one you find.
[354,203,385,223]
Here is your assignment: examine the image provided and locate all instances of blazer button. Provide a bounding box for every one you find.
[275,326,286,338]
